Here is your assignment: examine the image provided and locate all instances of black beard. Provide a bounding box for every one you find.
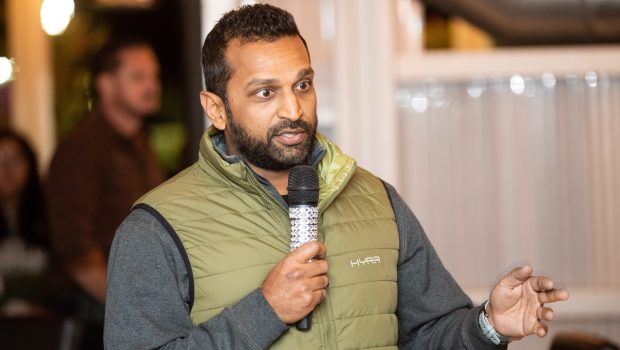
[226,106,316,171]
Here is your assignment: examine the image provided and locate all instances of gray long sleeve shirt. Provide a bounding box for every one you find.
[104,181,504,349]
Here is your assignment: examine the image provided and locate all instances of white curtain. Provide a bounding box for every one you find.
[398,73,620,290]
[398,73,620,347]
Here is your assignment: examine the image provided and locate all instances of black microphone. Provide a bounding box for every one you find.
[287,165,320,331]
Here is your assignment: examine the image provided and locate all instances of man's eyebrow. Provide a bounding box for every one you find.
[297,67,314,80]
[245,68,315,89]
[246,78,278,89]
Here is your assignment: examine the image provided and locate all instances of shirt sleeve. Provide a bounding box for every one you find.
[104,208,289,350]
[383,182,505,350]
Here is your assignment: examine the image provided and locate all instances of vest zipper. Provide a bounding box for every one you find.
[243,168,288,217]
[317,165,355,350]
[244,165,356,350]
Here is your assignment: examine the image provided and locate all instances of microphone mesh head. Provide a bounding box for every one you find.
[288,165,319,205]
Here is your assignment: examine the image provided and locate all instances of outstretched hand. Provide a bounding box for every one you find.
[487,265,569,339]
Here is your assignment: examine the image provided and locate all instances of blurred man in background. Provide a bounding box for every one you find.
[47,37,165,349]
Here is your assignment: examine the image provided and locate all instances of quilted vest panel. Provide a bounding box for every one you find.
[137,129,399,349]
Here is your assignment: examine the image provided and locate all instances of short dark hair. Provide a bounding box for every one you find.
[201,4,309,102]
[89,36,154,100]
[0,129,48,247]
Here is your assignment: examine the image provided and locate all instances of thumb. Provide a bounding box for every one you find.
[292,241,326,262]
[502,265,534,288]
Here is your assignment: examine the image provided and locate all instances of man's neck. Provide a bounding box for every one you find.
[246,164,290,195]
[212,132,324,197]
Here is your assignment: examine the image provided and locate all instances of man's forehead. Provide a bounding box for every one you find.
[224,36,310,81]
[226,35,301,50]
[227,36,308,58]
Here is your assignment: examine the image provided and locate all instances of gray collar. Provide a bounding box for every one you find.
[210,132,326,207]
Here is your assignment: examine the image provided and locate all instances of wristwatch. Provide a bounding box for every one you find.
[479,300,511,345]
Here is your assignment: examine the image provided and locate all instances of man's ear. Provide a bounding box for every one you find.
[200,91,227,130]
[96,73,114,100]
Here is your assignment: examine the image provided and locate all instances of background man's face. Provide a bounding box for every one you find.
[222,36,317,170]
[110,46,161,117]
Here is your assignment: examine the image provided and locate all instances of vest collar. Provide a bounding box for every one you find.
[197,126,357,210]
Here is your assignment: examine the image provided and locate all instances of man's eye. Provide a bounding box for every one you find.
[297,81,312,90]
[257,89,273,98]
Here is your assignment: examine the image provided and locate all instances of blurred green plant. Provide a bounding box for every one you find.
[52,13,109,138]
[149,122,186,175]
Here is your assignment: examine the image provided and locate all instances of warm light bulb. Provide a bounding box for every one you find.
[40,0,75,36]
[0,57,17,85]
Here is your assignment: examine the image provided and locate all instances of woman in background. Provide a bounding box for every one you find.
[0,129,52,315]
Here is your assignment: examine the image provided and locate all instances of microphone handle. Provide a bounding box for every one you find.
[297,314,311,330]
[289,204,319,331]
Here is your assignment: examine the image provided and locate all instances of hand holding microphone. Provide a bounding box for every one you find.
[260,241,328,324]
[260,165,327,329]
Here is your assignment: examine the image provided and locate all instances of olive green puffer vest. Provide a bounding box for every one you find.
[138,128,399,349]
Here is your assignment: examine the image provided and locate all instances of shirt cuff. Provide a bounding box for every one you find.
[225,288,289,348]
[464,305,508,349]
[479,300,511,345]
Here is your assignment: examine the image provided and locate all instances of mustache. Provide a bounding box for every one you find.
[267,119,315,141]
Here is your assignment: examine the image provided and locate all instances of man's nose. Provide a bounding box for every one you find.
[277,91,302,121]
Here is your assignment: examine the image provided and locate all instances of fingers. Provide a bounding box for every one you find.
[306,259,329,277]
[302,289,327,317]
[527,308,550,338]
[538,288,570,304]
[309,274,329,292]
[299,275,328,307]
[536,306,555,321]
[292,241,327,263]
[283,241,328,279]
[503,265,534,288]
[305,275,329,308]
[524,271,569,305]
[311,288,327,307]
[533,323,548,338]
[528,275,554,292]
[490,266,570,339]
[530,302,561,338]
[261,243,329,324]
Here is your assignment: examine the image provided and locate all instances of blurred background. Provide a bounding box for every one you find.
[1,0,619,349]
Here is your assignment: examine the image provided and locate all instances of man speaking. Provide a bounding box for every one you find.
[104,4,568,349]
